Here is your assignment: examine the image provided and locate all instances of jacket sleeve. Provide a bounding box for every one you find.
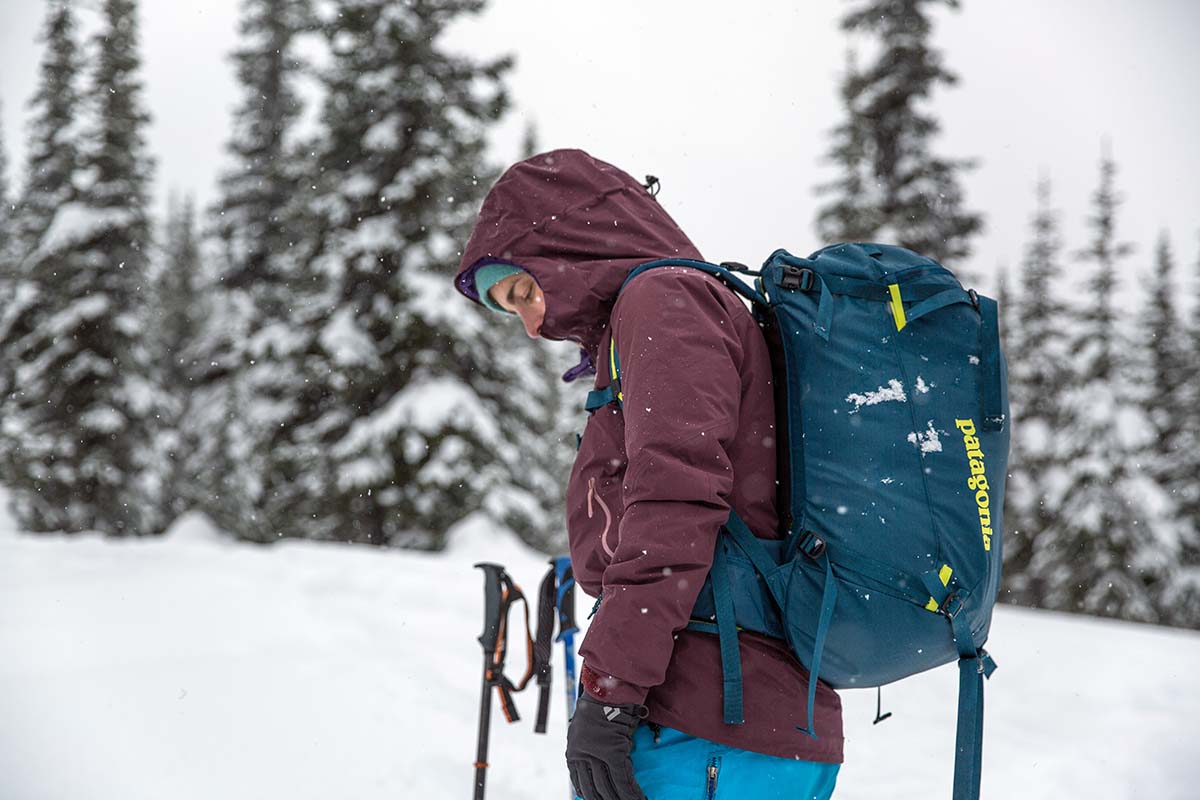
[577,268,744,704]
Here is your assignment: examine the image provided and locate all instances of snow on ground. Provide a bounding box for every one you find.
[2,491,1198,800]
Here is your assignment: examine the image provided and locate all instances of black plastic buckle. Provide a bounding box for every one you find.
[941,592,965,620]
[796,530,827,560]
[720,261,751,273]
[967,288,980,309]
[780,266,814,292]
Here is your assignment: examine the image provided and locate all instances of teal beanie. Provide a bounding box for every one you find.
[474,263,525,314]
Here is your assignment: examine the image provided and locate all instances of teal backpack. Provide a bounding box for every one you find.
[582,243,1009,800]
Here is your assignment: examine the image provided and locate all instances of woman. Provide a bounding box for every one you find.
[452,149,842,800]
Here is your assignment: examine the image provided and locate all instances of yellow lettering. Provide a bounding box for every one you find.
[958,417,994,553]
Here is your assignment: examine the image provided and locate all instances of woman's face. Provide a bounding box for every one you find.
[488,271,546,338]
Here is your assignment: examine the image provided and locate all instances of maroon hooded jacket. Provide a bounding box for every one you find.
[453,149,843,762]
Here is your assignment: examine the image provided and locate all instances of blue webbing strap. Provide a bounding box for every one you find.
[978,295,1005,431]
[822,543,933,611]
[621,258,769,308]
[796,554,837,739]
[710,541,744,725]
[902,288,974,326]
[584,386,615,412]
[721,511,785,586]
[918,572,997,800]
[719,511,836,739]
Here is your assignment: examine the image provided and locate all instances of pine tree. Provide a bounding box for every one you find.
[1138,234,1187,485]
[0,100,12,263]
[1002,176,1075,608]
[0,99,14,317]
[1,0,162,535]
[1046,150,1173,622]
[152,194,203,522]
[816,0,982,269]
[0,1,85,527]
[190,0,322,542]
[1136,232,1197,626]
[520,120,540,160]
[0,100,14,404]
[298,0,515,547]
[1162,235,1200,625]
[9,3,81,258]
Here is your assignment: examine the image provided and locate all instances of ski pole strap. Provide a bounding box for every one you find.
[474,562,537,724]
[533,565,558,733]
[553,556,579,723]
[553,557,578,641]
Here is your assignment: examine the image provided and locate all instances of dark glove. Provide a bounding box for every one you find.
[565,693,650,800]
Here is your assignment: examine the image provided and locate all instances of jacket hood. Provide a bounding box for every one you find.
[454,148,703,380]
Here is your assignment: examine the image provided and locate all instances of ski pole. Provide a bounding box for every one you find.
[552,556,579,721]
[553,556,579,800]
[472,562,534,800]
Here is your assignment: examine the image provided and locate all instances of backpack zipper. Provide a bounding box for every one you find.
[705,755,721,799]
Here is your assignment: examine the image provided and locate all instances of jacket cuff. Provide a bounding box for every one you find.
[581,663,650,706]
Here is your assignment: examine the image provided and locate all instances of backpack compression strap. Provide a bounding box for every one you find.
[919,572,998,800]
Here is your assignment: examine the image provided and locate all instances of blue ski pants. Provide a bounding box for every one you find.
[576,723,839,800]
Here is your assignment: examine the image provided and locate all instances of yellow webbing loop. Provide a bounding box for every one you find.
[888,283,907,331]
[609,337,623,402]
[925,564,954,612]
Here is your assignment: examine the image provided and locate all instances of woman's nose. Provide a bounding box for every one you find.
[518,307,540,338]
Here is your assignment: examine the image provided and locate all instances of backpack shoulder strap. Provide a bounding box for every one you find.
[583,260,765,415]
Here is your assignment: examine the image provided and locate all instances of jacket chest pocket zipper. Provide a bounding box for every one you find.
[705,755,721,799]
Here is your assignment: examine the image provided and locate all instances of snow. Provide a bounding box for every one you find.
[1,491,1198,799]
[46,294,111,336]
[845,378,907,413]
[319,307,379,367]
[907,420,944,454]
[332,378,498,460]
[23,203,133,261]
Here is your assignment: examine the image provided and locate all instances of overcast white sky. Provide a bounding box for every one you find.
[2,0,1198,294]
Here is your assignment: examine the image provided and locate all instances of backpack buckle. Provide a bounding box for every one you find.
[941,592,965,620]
[780,266,814,292]
[796,530,827,560]
[967,288,980,309]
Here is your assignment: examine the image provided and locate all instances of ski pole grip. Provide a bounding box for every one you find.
[475,562,507,653]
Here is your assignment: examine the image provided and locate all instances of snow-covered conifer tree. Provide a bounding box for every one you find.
[816,0,982,268]
[0,3,86,487]
[12,0,165,535]
[151,194,204,522]
[0,101,12,264]
[300,0,518,547]
[1002,177,1075,608]
[0,1,89,530]
[1160,236,1200,625]
[1045,151,1175,622]
[190,0,323,542]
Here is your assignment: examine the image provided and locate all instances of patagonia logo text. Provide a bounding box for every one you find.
[955,418,992,552]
